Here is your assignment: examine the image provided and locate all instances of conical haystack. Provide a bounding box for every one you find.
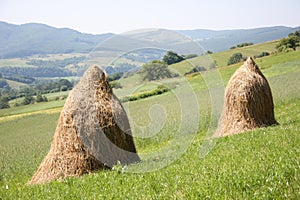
[29,66,140,184]
[215,57,278,137]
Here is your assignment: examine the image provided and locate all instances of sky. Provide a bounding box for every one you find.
[0,0,299,34]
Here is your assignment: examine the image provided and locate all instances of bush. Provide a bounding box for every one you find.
[110,81,122,89]
[227,53,243,65]
[236,42,253,48]
[138,60,173,81]
[0,96,10,109]
[254,52,270,59]
[230,42,253,49]
[276,35,300,52]
[108,72,124,82]
[120,85,170,103]
[162,51,185,65]
[184,66,207,75]
[22,94,35,105]
[60,85,68,91]
[0,79,9,89]
[182,54,198,59]
[36,94,48,102]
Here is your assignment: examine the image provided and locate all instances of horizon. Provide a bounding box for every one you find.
[1,20,299,35]
[0,0,299,34]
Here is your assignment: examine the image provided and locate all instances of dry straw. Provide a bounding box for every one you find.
[29,66,140,184]
[215,57,278,137]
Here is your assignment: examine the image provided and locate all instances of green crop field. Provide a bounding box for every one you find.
[0,46,300,199]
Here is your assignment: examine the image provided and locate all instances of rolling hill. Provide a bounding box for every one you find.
[0,45,300,198]
[0,21,113,58]
[0,21,299,58]
[178,26,300,52]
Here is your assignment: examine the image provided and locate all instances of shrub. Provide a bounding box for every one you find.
[254,52,270,59]
[227,53,243,65]
[120,85,170,103]
[108,72,124,82]
[276,35,300,52]
[163,51,185,65]
[110,81,122,89]
[230,42,253,49]
[0,79,9,89]
[184,66,207,75]
[36,94,48,102]
[60,85,68,91]
[182,54,198,59]
[22,94,35,105]
[236,42,253,48]
[0,96,10,109]
[138,60,173,81]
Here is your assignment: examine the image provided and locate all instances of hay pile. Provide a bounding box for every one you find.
[215,57,278,137]
[29,66,140,184]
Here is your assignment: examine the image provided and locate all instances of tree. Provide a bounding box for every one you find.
[138,60,173,81]
[162,51,185,65]
[276,35,300,52]
[36,94,47,102]
[58,79,73,91]
[0,79,9,88]
[0,96,10,109]
[227,53,243,65]
[108,72,124,82]
[22,94,35,105]
[60,85,68,91]
[288,30,300,38]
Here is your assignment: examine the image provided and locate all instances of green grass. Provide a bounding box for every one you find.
[209,40,278,67]
[43,91,69,101]
[0,53,86,68]
[0,101,64,117]
[170,40,281,76]
[0,47,299,199]
[6,91,69,115]
[6,79,28,90]
[0,58,33,68]
[0,98,299,199]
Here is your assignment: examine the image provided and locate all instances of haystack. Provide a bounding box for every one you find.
[29,66,140,184]
[215,57,278,137]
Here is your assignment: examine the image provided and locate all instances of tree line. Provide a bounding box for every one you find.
[0,78,74,109]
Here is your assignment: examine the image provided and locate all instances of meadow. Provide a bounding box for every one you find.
[0,48,300,199]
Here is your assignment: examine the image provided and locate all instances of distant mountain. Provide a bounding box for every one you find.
[178,26,300,52]
[0,21,299,58]
[0,21,114,58]
[96,29,203,55]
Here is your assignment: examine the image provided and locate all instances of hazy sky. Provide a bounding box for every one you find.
[0,0,299,34]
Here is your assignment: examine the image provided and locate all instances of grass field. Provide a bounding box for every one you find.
[6,79,28,90]
[0,46,300,199]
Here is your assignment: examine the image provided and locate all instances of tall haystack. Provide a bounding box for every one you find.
[215,57,278,137]
[29,66,140,184]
